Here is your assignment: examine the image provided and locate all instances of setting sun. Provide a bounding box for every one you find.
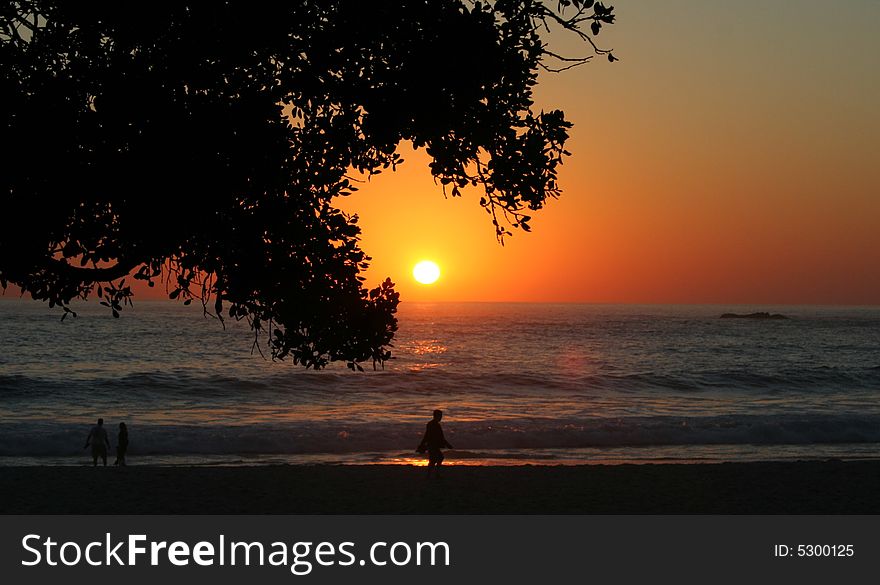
[413,260,441,285]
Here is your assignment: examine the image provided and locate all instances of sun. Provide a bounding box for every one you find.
[413,260,441,285]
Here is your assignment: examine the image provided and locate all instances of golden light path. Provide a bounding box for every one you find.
[413,260,441,285]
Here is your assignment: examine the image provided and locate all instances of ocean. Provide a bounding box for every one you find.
[1,300,878,466]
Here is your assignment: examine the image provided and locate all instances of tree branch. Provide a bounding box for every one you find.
[44,257,141,283]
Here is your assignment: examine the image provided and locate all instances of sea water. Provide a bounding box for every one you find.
[0,300,878,465]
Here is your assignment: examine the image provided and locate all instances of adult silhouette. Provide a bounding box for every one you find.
[84,418,111,467]
[417,410,453,477]
[114,422,129,466]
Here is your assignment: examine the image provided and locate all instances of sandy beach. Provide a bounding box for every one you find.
[2,460,878,514]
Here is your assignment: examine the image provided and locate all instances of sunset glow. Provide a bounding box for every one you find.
[413,261,441,285]
[332,1,880,305]
[32,1,878,307]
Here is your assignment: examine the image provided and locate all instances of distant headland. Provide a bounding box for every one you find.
[720,312,789,320]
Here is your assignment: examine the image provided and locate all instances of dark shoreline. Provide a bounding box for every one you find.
[2,460,878,514]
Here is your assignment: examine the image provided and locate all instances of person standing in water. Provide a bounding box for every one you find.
[417,409,453,477]
[114,422,129,466]
[84,418,111,467]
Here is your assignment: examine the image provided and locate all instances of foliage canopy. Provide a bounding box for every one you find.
[1,0,615,369]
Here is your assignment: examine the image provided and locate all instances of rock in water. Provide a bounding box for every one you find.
[720,312,788,320]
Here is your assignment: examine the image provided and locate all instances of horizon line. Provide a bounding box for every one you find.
[1,296,878,308]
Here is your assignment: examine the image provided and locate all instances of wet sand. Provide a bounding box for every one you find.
[2,460,878,514]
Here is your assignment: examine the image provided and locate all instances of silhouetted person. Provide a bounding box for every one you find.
[84,418,110,467]
[417,409,453,477]
[114,422,128,466]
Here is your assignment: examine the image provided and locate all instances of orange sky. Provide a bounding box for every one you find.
[335,1,880,304]
[6,2,877,306]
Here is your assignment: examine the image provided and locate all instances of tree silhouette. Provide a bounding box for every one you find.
[1,1,615,369]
